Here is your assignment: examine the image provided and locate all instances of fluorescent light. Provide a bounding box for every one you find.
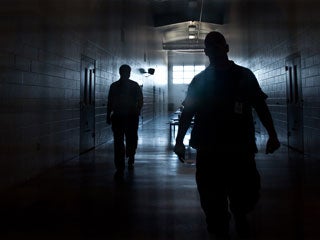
[189,34,196,39]
[188,24,196,32]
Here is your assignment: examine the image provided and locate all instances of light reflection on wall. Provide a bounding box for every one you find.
[153,65,168,85]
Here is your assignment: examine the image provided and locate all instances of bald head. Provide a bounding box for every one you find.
[204,31,229,65]
[204,31,227,48]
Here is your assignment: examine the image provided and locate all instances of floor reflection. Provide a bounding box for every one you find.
[0,116,319,240]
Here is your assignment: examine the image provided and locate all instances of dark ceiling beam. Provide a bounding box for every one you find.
[150,0,230,27]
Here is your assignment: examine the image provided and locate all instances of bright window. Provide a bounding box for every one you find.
[172,65,205,84]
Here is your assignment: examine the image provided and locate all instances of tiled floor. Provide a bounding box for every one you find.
[0,116,319,240]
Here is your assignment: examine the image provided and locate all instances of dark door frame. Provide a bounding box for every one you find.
[285,52,304,153]
[80,55,96,154]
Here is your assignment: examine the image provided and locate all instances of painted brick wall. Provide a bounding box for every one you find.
[0,0,167,190]
[244,0,320,159]
[224,0,320,160]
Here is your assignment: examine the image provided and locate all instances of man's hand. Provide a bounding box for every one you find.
[106,116,111,125]
[174,143,186,163]
[266,136,280,154]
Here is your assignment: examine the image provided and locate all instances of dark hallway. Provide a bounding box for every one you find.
[1,116,318,240]
[1,1,320,239]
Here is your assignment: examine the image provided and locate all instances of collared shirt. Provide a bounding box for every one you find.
[184,61,267,152]
[107,79,143,118]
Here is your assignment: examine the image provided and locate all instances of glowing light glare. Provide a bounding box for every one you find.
[188,34,196,39]
[155,76,167,85]
[154,66,168,85]
[172,65,205,85]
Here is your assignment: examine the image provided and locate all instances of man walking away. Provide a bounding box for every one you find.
[107,64,143,181]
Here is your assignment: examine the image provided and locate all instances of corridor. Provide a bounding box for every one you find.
[0,116,319,240]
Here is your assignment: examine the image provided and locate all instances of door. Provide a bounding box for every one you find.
[80,55,95,154]
[285,53,304,152]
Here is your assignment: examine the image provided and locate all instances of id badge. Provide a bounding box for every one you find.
[234,101,243,114]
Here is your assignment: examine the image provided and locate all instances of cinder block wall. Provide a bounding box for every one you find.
[227,0,320,159]
[0,0,167,190]
[246,0,320,160]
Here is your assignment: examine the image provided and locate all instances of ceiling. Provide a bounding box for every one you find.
[149,0,231,50]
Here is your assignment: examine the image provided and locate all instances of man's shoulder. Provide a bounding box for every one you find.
[191,68,209,84]
[128,79,139,84]
[231,62,254,76]
[111,80,120,86]
[128,79,140,86]
[111,79,139,87]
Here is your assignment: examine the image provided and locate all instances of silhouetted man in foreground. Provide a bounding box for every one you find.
[107,64,143,180]
[174,31,280,239]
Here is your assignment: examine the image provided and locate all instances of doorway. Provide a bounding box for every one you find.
[285,53,304,153]
[80,55,96,154]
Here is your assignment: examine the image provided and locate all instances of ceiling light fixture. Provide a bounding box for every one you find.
[188,24,197,32]
[188,34,196,39]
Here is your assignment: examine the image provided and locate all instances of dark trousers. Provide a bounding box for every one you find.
[111,115,139,171]
[195,149,260,231]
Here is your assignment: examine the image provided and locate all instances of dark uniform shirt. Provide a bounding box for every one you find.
[185,61,267,153]
[107,79,143,118]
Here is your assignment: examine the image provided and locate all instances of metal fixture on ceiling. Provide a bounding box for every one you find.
[157,20,219,51]
[188,22,197,40]
[150,0,230,50]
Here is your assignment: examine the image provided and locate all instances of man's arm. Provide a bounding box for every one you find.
[175,110,194,144]
[106,86,113,125]
[174,108,194,162]
[137,85,143,114]
[254,100,280,154]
